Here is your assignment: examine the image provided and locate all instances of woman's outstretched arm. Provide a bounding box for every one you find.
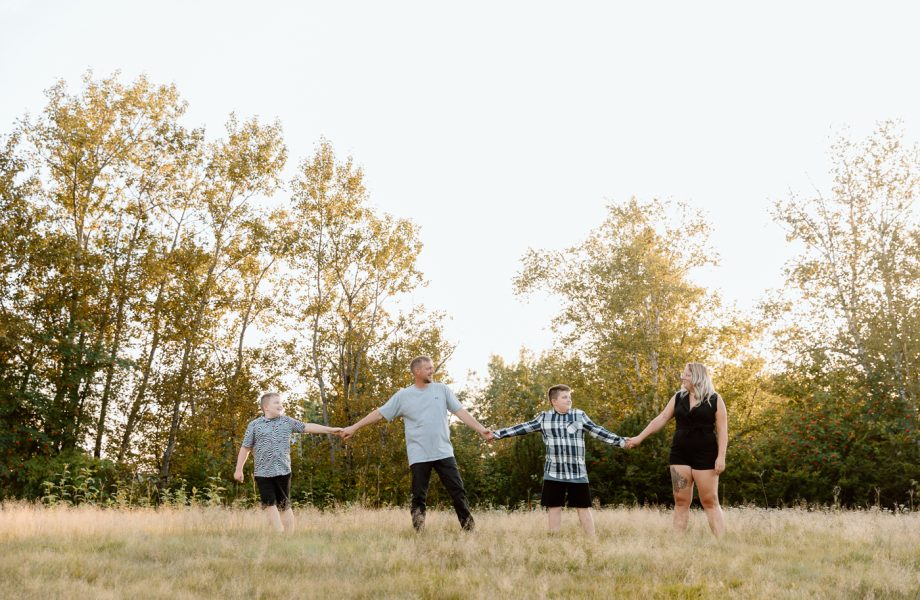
[626,395,677,448]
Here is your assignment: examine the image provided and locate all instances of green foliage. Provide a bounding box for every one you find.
[0,72,453,506]
[3,77,917,512]
[513,198,742,413]
[745,386,920,507]
[772,120,920,407]
[18,451,115,503]
[590,409,674,505]
[39,463,110,506]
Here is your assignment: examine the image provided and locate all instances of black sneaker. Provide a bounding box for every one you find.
[460,517,475,532]
[411,511,426,532]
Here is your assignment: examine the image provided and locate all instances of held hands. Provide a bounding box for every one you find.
[478,429,494,442]
[338,426,357,442]
[625,437,642,450]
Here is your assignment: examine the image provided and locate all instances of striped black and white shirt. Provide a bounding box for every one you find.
[241,415,306,477]
[493,409,626,481]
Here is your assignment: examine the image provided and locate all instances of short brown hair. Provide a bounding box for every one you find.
[409,356,433,374]
[259,392,281,408]
[547,384,571,402]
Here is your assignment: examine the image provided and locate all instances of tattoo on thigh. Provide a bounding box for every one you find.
[670,467,689,493]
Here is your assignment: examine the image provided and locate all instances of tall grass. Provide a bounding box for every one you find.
[1,504,917,599]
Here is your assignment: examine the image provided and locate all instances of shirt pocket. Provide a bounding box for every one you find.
[566,421,583,435]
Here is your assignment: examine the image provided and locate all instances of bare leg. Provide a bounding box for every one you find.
[264,505,284,533]
[547,507,563,532]
[670,465,694,532]
[280,507,295,533]
[692,469,725,538]
[576,508,596,538]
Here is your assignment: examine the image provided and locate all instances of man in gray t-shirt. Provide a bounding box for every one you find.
[341,356,491,532]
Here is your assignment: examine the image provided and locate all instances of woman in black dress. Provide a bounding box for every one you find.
[627,363,728,536]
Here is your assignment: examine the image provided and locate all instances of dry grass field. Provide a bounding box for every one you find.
[1,503,917,599]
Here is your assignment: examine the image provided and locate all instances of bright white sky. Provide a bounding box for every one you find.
[2,1,918,388]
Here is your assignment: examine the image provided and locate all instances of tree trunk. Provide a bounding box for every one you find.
[94,218,142,458]
[158,231,223,483]
[117,204,189,463]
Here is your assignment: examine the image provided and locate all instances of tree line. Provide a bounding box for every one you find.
[1,74,917,509]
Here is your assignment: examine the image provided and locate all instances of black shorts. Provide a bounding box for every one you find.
[669,431,718,470]
[254,473,292,509]
[541,479,592,508]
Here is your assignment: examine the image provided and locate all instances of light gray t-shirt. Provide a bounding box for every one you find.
[378,382,463,466]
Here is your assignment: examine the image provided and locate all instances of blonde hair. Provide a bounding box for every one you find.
[259,392,281,409]
[683,363,716,406]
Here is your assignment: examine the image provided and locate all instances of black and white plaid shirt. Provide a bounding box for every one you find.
[493,409,626,481]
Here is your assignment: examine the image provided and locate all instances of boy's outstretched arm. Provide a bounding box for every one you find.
[582,414,628,448]
[340,409,385,441]
[492,416,542,441]
[233,446,251,482]
[452,409,492,440]
[302,423,343,435]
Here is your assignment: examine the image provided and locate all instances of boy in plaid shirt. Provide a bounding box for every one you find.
[488,384,629,536]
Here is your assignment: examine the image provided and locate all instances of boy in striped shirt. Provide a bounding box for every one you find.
[488,384,629,536]
[234,392,341,533]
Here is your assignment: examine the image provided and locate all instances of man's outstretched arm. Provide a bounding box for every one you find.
[453,409,492,440]
[340,409,385,441]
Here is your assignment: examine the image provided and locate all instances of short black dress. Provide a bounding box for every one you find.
[668,391,719,470]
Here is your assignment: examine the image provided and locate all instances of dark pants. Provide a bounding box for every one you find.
[410,457,474,531]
